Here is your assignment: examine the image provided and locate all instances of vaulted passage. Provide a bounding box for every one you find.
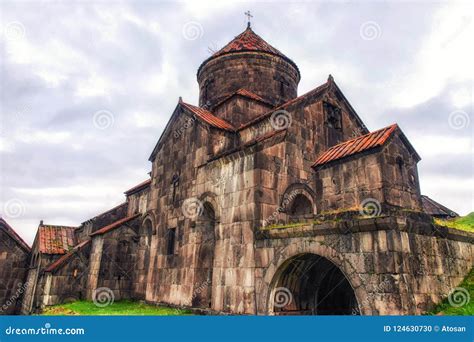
[271,254,358,315]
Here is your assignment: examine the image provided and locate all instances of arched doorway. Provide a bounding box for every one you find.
[269,253,359,315]
[192,202,216,308]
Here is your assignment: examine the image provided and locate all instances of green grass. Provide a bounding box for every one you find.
[434,212,474,233]
[40,300,194,316]
[427,267,474,315]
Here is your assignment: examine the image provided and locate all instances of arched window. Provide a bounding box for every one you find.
[141,219,153,247]
[288,194,313,220]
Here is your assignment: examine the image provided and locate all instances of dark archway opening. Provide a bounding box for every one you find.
[271,254,358,315]
[192,202,216,308]
[288,194,313,221]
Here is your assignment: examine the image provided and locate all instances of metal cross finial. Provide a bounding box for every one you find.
[245,10,253,28]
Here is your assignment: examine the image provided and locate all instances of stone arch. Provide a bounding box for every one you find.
[261,241,370,315]
[280,183,316,222]
[198,192,221,223]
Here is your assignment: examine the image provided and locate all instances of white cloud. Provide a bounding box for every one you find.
[390,2,473,108]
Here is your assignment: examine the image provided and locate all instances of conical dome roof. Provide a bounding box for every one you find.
[198,25,299,77]
[213,25,286,58]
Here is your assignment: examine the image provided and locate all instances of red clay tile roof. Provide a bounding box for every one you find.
[38,224,77,254]
[43,239,91,273]
[124,179,151,196]
[198,26,299,78]
[0,218,31,252]
[90,214,140,236]
[313,124,399,168]
[181,101,235,131]
[421,195,458,218]
[212,26,286,59]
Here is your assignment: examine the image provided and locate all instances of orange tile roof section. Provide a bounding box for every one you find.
[124,179,151,195]
[44,239,91,273]
[0,218,31,252]
[90,214,140,236]
[313,124,398,168]
[212,26,286,59]
[181,101,235,131]
[198,26,300,78]
[38,224,77,254]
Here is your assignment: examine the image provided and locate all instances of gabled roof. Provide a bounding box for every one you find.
[181,101,235,131]
[38,224,76,254]
[214,88,274,109]
[238,80,330,130]
[124,179,151,196]
[421,195,458,218]
[148,99,236,161]
[238,75,368,131]
[312,123,419,168]
[90,214,140,236]
[43,239,91,273]
[198,26,299,78]
[0,218,31,252]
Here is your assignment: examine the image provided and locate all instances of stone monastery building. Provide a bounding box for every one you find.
[1,24,472,316]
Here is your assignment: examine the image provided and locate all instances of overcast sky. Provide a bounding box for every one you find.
[0,0,472,244]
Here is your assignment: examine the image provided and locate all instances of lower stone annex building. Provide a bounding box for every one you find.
[1,24,473,316]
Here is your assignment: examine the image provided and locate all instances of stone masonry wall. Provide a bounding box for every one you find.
[40,245,91,307]
[198,52,299,109]
[255,215,473,315]
[0,230,29,314]
[314,132,422,213]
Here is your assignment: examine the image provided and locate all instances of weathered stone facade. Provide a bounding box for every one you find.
[0,219,30,314]
[10,25,474,315]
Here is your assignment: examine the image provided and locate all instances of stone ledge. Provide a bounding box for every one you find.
[256,215,474,244]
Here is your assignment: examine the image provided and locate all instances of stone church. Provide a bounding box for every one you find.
[1,24,472,316]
